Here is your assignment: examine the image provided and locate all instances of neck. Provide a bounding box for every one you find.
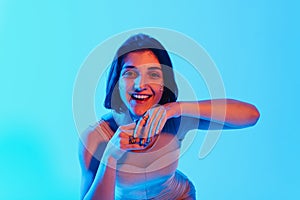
[112,110,134,126]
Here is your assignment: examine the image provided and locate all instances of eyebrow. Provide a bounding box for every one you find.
[148,66,162,71]
[122,65,162,71]
[121,65,135,70]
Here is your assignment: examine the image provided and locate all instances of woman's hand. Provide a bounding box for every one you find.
[133,103,180,144]
[103,102,181,161]
[133,105,167,143]
[102,123,148,163]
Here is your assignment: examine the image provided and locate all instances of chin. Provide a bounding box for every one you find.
[130,108,147,117]
[126,98,161,118]
[129,104,153,118]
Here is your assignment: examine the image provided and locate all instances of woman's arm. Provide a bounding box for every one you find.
[82,156,117,200]
[78,123,117,200]
[164,98,260,129]
[79,121,148,199]
[133,99,260,142]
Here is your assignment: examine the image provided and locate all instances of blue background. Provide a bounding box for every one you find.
[0,0,299,199]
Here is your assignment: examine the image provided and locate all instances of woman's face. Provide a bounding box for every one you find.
[118,50,164,118]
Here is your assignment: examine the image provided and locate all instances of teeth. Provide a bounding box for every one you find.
[132,94,150,100]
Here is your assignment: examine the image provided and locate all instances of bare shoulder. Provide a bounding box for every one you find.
[78,116,115,171]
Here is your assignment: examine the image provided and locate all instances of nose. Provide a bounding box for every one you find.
[134,75,147,91]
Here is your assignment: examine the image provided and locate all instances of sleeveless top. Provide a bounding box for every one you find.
[97,116,196,200]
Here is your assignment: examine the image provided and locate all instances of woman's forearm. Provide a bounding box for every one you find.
[83,157,117,200]
[165,99,260,128]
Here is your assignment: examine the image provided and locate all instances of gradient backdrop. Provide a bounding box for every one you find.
[0,0,299,199]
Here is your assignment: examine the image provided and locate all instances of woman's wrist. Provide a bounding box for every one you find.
[101,141,124,166]
[164,102,181,119]
[101,152,118,167]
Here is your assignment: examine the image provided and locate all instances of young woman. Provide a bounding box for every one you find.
[79,33,260,200]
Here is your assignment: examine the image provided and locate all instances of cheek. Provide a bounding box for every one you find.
[118,79,132,97]
[152,85,163,102]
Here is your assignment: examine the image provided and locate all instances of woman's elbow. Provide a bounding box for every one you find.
[249,105,260,126]
[229,104,260,129]
[243,104,260,127]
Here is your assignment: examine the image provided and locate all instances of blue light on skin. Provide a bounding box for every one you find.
[119,50,164,119]
[1,0,298,199]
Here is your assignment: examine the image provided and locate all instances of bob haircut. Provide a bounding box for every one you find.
[104,33,178,112]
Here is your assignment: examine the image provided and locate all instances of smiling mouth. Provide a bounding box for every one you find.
[131,94,152,101]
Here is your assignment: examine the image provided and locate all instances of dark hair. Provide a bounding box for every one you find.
[104,33,178,112]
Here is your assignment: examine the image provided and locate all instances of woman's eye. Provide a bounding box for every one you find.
[149,72,161,79]
[122,70,137,78]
